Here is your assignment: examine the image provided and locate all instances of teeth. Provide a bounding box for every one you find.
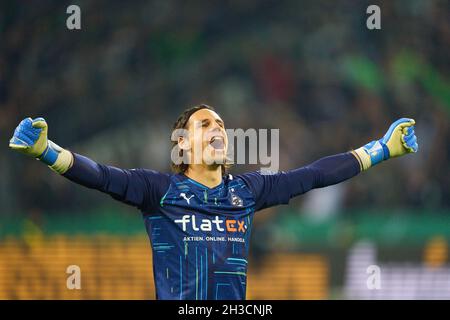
[210,136,223,143]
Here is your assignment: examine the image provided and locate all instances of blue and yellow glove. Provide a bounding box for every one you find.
[9,117,73,174]
[352,118,418,171]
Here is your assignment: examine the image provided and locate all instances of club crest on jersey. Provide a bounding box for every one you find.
[230,193,243,207]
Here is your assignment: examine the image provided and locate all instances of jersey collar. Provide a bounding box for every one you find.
[179,173,226,191]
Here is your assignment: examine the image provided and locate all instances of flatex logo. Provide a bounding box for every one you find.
[174,215,247,233]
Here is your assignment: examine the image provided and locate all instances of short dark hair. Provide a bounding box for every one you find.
[171,104,228,175]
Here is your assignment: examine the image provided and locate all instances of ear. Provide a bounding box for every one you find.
[178,135,190,151]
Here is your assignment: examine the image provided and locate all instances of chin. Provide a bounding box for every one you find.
[205,150,227,166]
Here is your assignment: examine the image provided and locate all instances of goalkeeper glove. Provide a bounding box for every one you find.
[9,117,73,174]
[352,118,418,171]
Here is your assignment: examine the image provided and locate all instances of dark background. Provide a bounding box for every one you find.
[0,0,449,299]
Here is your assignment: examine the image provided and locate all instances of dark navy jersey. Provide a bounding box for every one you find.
[64,152,360,300]
[146,173,257,300]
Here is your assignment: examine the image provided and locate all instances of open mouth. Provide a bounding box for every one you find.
[209,136,225,150]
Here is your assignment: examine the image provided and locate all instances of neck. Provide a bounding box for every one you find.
[185,164,223,188]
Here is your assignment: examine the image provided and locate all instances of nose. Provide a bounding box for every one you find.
[209,126,223,137]
[210,121,222,130]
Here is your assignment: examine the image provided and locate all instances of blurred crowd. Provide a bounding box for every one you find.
[1,0,449,216]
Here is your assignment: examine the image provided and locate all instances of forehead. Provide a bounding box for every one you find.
[188,109,223,125]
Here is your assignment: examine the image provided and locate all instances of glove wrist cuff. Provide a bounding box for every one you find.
[352,147,372,171]
[353,140,390,171]
[38,143,59,165]
[38,140,73,174]
[48,148,73,174]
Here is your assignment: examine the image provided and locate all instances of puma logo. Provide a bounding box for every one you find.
[180,193,194,204]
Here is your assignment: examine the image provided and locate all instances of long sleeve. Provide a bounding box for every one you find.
[238,152,361,211]
[62,153,170,211]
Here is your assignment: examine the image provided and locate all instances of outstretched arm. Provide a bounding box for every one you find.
[239,118,418,211]
[9,117,169,211]
[63,153,169,210]
[239,152,360,210]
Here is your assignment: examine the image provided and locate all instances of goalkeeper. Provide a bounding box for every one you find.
[9,106,418,300]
